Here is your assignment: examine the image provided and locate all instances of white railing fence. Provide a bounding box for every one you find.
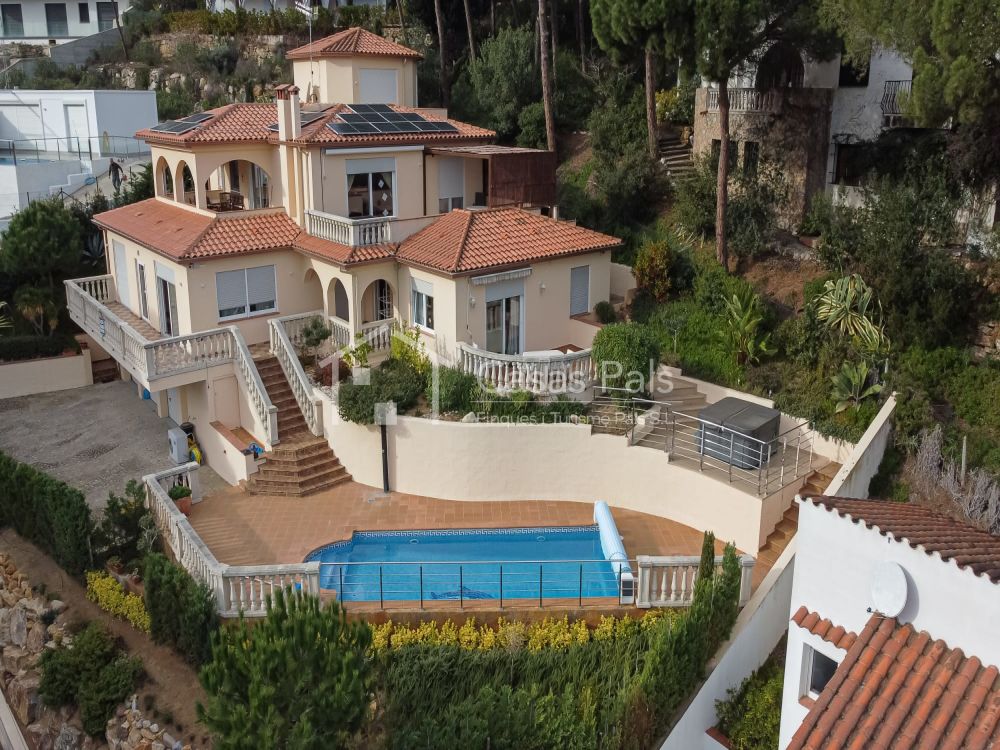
[144,465,321,618]
[706,88,778,113]
[360,320,395,352]
[269,315,323,436]
[457,343,594,396]
[328,316,352,350]
[230,326,279,448]
[305,209,391,247]
[636,554,755,608]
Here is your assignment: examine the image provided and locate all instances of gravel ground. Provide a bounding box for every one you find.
[0,380,224,509]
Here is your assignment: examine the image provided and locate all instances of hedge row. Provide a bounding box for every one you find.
[0,334,80,363]
[0,451,93,575]
[143,553,218,665]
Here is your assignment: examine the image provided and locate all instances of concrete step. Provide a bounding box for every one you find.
[257,458,346,483]
[91,358,120,383]
[268,437,330,461]
[249,467,352,496]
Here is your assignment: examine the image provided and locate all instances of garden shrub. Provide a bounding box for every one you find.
[0,452,92,575]
[375,534,743,750]
[39,622,142,736]
[143,553,218,665]
[648,301,743,387]
[591,323,662,392]
[92,479,157,568]
[0,334,79,362]
[86,571,151,632]
[431,366,480,413]
[477,390,585,421]
[594,300,618,324]
[338,358,427,424]
[634,239,679,303]
[715,655,784,750]
[389,324,431,376]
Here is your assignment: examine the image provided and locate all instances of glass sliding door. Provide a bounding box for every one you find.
[486,295,522,355]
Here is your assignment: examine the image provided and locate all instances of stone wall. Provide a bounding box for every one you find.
[105,703,185,750]
[692,87,833,228]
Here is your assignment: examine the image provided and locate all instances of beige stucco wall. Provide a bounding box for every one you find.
[318,147,424,219]
[293,57,417,106]
[183,373,260,484]
[423,153,486,214]
[325,407,769,554]
[0,351,93,398]
[395,265,460,362]
[105,228,191,335]
[185,248,324,345]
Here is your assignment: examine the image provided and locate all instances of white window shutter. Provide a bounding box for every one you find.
[216,269,247,318]
[570,265,590,316]
[246,265,277,313]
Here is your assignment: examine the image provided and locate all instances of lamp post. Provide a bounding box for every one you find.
[374,401,396,493]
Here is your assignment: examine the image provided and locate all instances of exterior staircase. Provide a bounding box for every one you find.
[247,352,351,497]
[589,376,708,444]
[658,137,694,179]
[91,357,120,383]
[756,462,842,568]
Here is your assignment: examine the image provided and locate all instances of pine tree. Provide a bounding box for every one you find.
[198,588,371,749]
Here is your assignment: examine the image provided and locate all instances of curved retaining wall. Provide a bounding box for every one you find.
[326,401,793,554]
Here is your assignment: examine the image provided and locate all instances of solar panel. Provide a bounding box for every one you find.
[324,105,459,136]
[180,113,213,124]
[149,120,200,134]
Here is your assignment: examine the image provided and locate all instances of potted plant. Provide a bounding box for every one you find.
[168,484,193,516]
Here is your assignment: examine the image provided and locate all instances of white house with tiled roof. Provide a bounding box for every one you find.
[779,496,1000,749]
[66,28,619,490]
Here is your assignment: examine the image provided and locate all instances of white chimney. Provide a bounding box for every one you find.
[275,84,302,140]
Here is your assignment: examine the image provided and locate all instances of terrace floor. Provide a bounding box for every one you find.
[188,480,776,592]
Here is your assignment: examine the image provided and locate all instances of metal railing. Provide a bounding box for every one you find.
[457,343,594,396]
[706,88,779,113]
[881,80,912,115]
[591,390,817,496]
[305,208,391,247]
[636,554,755,608]
[0,135,149,165]
[317,559,636,610]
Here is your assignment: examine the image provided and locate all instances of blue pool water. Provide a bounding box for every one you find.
[305,526,629,602]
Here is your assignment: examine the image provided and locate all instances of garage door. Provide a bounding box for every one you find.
[358,69,398,104]
[0,104,42,140]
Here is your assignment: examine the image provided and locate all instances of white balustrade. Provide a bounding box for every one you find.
[328,317,353,349]
[360,320,395,352]
[305,209,391,247]
[706,88,777,113]
[144,465,321,618]
[269,316,323,436]
[635,554,756,608]
[231,327,279,447]
[457,343,594,396]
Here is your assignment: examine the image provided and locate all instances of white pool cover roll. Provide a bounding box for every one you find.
[594,501,632,574]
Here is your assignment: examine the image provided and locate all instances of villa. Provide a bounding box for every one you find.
[779,496,1000,748]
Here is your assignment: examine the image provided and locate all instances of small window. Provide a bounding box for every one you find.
[78,2,88,22]
[412,284,434,331]
[216,266,277,320]
[1,5,25,37]
[743,142,760,175]
[95,0,114,30]
[347,170,394,218]
[44,3,68,36]
[806,647,838,697]
[570,265,590,316]
[710,139,738,172]
[834,143,868,187]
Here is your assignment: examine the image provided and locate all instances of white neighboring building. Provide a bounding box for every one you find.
[0,0,131,43]
[0,88,156,221]
[779,495,1000,748]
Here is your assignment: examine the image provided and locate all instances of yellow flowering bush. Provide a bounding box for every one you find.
[369,611,677,654]
[85,571,151,633]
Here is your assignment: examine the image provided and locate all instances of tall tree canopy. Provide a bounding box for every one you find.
[694,0,837,269]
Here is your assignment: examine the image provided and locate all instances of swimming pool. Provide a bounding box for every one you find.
[306,526,631,603]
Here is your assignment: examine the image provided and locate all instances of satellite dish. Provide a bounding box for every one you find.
[871,561,908,617]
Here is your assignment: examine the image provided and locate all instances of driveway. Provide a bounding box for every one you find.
[0,380,224,509]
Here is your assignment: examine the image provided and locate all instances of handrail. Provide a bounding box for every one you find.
[269,316,323,437]
[457,342,594,395]
[231,326,279,448]
[144,465,321,618]
[705,88,779,113]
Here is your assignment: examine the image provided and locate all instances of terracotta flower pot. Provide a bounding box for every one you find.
[175,496,193,516]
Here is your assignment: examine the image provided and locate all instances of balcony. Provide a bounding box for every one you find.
[304,210,436,248]
[706,88,780,113]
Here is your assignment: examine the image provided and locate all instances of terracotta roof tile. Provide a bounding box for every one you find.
[791,606,858,651]
[138,102,493,147]
[187,212,301,259]
[292,230,394,266]
[286,27,422,60]
[802,496,1000,584]
[788,615,1000,750]
[396,208,622,275]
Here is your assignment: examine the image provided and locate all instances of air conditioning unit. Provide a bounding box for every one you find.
[167,427,189,465]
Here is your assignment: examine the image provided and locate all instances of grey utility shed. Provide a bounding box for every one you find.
[697,397,781,469]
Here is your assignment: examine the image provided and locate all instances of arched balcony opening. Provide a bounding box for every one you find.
[302,269,324,312]
[328,278,350,323]
[177,161,195,206]
[205,159,272,211]
[360,279,394,325]
[155,157,173,200]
